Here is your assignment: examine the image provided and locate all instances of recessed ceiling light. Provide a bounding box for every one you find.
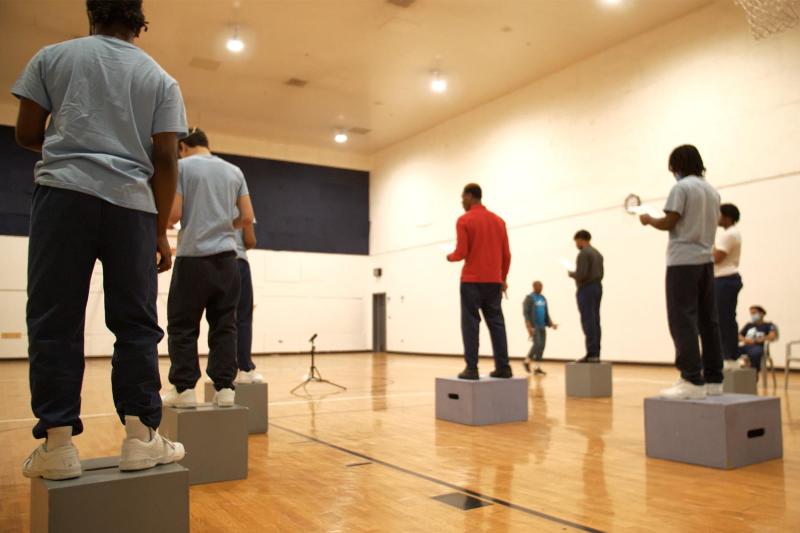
[226,27,244,53]
[334,131,348,144]
[430,71,447,93]
[600,0,622,6]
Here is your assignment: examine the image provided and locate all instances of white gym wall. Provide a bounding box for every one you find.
[367,1,800,366]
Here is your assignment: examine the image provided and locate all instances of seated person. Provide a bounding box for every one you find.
[738,305,778,372]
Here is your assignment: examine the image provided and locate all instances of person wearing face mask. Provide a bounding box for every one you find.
[639,144,722,400]
[738,306,778,373]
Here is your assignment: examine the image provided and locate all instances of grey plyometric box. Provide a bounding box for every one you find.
[435,376,528,426]
[565,362,612,398]
[160,404,249,485]
[644,394,783,469]
[203,381,269,434]
[722,367,758,395]
[30,456,188,533]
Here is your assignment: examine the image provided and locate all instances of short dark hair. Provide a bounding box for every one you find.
[180,127,209,148]
[668,144,705,178]
[750,305,766,315]
[87,0,148,37]
[720,203,740,223]
[463,183,482,200]
[574,230,591,241]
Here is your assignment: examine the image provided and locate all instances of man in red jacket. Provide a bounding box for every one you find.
[447,183,512,380]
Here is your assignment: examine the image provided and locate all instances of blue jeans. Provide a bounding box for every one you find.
[576,283,602,358]
[27,186,164,439]
[527,328,547,361]
[236,259,256,371]
[460,283,510,370]
[715,274,743,361]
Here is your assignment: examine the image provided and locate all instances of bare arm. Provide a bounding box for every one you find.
[15,98,49,152]
[168,193,183,227]
[151,132,179,272]
[713,249,728,264]
[233,194,255,229]
[640,211,681,231]
[242,224,257,249]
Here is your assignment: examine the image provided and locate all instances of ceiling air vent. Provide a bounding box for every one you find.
[189,57,221,71]
[348,127,371,136]
[386,0,416,7]
[285,78,309,88]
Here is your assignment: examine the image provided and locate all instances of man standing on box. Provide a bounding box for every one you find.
[640,144,723,399]
[447,183,513,380]
[15,0,186,480]
[569,230,604,363]
[234,221,263,383]
[713,203,743,369]
[162,128,255,407]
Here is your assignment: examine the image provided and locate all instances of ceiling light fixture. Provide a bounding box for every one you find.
[600,0,623,6]
[334,131,349,144]
[226,26,244,53]
[430,70,447,93]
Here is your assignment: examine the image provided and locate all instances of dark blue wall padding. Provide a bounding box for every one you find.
[0,125,370,255]
[0,125,38,236]
[218,152,370,256]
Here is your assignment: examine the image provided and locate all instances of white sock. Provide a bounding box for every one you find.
[125,416,153,442]
[45,426,72,451]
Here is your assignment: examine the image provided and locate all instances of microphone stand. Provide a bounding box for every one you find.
[290,334,347,395]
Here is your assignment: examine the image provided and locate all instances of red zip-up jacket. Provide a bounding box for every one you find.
[447,204,511,283]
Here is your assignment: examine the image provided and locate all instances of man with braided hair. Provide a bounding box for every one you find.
[13,0,187,479]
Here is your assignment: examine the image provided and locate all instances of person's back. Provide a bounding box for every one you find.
[667,175,720,266]
[14,35,184,212]
[177,155,246,257]
[14,0,187,481]
[457,205,510,283]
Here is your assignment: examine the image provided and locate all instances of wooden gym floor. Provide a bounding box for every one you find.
[0,353,798,532]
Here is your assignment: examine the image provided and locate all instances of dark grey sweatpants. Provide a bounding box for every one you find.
[167,251,240,391]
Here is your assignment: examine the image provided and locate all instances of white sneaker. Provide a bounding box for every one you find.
[22,443,81,480]
[659,379,707,400]
[213,387,235,407]
[706,383,724,396]
[237,370,264,384]
[162,387,197,408]
[723,360,738,370]
[119,431,185,472]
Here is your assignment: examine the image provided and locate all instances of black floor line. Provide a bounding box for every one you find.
[270,422,604,533]
[346,462,372,467]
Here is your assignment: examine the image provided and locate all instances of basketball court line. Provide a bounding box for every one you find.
[271,422,605,533]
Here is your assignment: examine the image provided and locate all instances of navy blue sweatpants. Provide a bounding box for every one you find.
[27,186,164,439]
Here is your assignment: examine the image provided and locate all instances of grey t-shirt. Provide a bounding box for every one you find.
[11,36,187,213]
[234,227,249,262]
[663,175,720,266]
[176,154,249,257]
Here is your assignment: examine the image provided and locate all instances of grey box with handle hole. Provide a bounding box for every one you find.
[435,376,528,425]
[644,394,782,469]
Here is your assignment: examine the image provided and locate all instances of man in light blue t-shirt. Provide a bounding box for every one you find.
[234,223,262,383]
[13,0,186,481]
[522,281,558,375]
[640,144,723,400]
[163,128,255,408]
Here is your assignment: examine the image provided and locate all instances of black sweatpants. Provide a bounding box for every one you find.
[27,186,164,439]
[666,263,723,385]
[167,251,240,391]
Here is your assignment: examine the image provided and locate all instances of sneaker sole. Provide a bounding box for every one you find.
[24,468,82,481]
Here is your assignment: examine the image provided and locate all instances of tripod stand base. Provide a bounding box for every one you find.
[291,365,347,395]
